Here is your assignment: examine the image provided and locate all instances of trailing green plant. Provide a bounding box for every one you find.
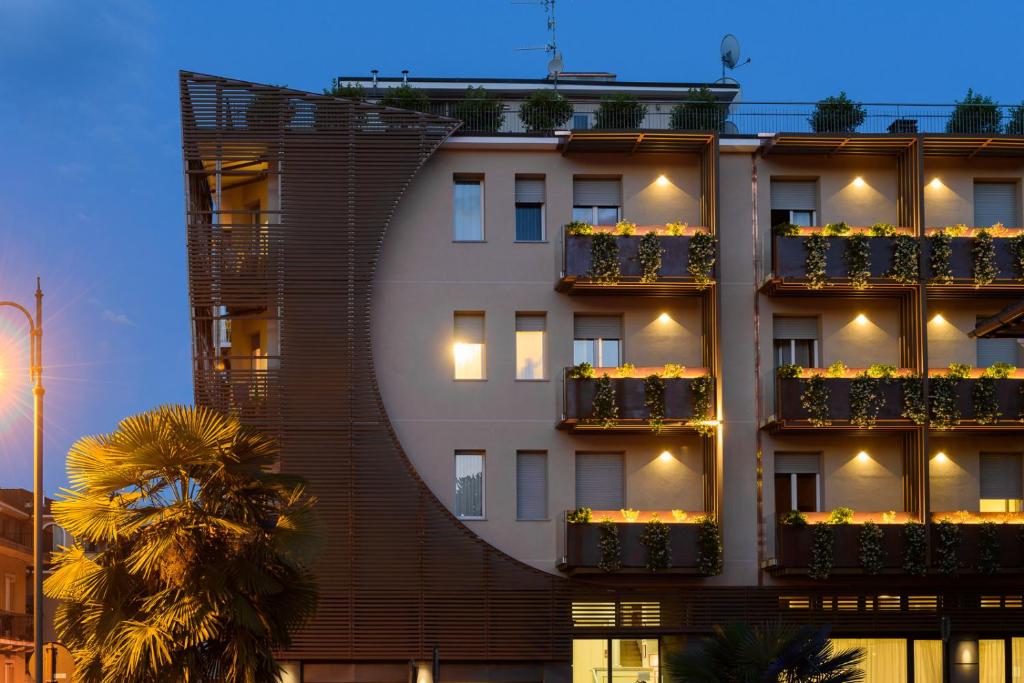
[773,222,801,237]
[930,372,963,430]
[823,222,850,236]
[690,374,716,437]
[809,92,867,133]
[669,86,727,131]
[1020,383,1024,422]
[859,521,885,575]
[929,231,953,284]
[687,231,717,289]
[850,371,885,428]
[809,522,835,580]
[945,224,969,237]
[844,232,872,289]
[828,506,854,525]
[598,519,622,572]
[380,84,430,113]
[566,507,593,523]
[869,223,897,237]
[947,363,972,379]
[972,228,999,286]
[826,361,849,378]
[662,363,686,379]
[594,93,647,129]
[977,521,1000,574]
[800,374,831,426]
[902,521,928,576]
[519,90,573,132]
[776,364,803,379]
[804,232,830,289]
[1008,103,1024,135]
[934,519,962,576]
[323,78,366,100]
[867,364,897,379]
[638,231,664,283]
[644,374,666,434]
[695,516,723,576]
[972,375,1001,425]
[452,86,504,133]
[779,509,808,527]
[566,220,593,236]
[616,362,636,378]
[568,362,595,379]
[665,221,688,236]
[614,220,637,236]
[984,362,1016,379]
[889,234,921,284]
[640,516,671,571]
[899,374,928,425]
[587,232,620,284]
[946,88,1001,134]
[588,375,619,428]
[1010,234,1024,282]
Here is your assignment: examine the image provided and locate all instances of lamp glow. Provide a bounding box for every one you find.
[659,450,673,462]
[856,451,870,462]
[930,178,943,189]
[853,176,865,188]
[934,452,949,463]
[656,174,670,186]
[931,313,947,325]
[855,313,868,324]
[658,312,672,323]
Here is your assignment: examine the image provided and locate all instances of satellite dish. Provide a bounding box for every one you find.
[715,76,742,112]
[547,53,564,78]
[721,34,741,69]
[722,121,739,134]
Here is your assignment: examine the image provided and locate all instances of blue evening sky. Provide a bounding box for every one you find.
[0,0,1022,494]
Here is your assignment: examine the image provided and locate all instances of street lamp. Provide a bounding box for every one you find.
[0,279,43,683]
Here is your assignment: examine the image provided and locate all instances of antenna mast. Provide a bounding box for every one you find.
[515,0,563,86]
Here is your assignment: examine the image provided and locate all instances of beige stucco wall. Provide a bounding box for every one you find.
[929,436,1024,513]
[923,157,1024,227]
[927,298,1023,368]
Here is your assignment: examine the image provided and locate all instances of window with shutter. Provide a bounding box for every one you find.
[453,312,485,379]
[976,317,1019,367]
[773,317,820,368]
[516,451,547,520]
[770,180,818,227]
[516,313,546,379]
[974,182,1018,228]
[573,178,621,225]
[774,453,820,514]
[980,453,1023,512]
[455,451,485,519]
[573,315,623,367]
[515,176,545,241]
[575,453,624,510]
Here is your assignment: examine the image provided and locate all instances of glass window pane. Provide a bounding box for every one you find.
[573,207,593,223]
[573,640,608,683]
[774,473,792,514]
[574,340,596,366]
[612,639,658,683]
[792,210,814,227]
[830,639,907,683]
[774,340,792,368]
[454,343,484,379]
[597,207,619,225]
[796,473,818,512]
[454,181,483,241]
[454,452,484,518]
[794,339,814,367]
[516,204,544,241]
[981,640,1006,683]
[914,640,942,683]
[1011,638,1024,682]
[516,330,545,379]
[600,339,620,368]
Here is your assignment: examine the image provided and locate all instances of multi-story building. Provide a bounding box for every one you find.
[0,490,44,683]
[179,70,1024,683]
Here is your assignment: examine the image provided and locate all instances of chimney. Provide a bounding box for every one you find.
[402,69,409,85]
[371,69,378,88]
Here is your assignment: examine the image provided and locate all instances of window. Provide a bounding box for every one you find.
[572,113,590,130]
[574,315,622,368]
[453,312,485,379]
[575,452,624,509]
[516,313,546,379]
[980,453,1023,512]
[516,451,547,520]
[770,179,817,228]
[977,316,1019,367]
[2,574,12,612]
[453,178,483,241]
[515,176,545,241]
[454,451,484,519]
[774,317,819,368]
[573,178,621,225]
[774,453,820,514]
[829,640,906,682]
[974,181,1018,227]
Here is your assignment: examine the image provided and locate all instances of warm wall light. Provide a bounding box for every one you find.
[658,312,672,323]
[659,450,673,462]
[856,451,870,462]
[852,176,865,188]
[855,313,868,325]
[930,178,943,189]
[656,174,670,186]
[931,313,947,325]
[934,452,949,463]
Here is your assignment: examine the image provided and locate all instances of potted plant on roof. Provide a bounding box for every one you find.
[519,90,573,132]
[316,79,368,130]
[380,84,432,127]
[670,87,727,132]
[809,92,866,133]
[594,94,647,130]
[452,86,504,133]
[946,89,1002,134]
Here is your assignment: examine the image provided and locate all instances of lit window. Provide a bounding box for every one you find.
[454,312,485,380]
[573,178,621,225]
[770,179,818,228]
[980,453,1023,512]
[454,451,484,519]
[453,178,483,241]
[516,313,546,379]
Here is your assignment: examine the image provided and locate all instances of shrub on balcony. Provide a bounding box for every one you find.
[902,521,928,576]
[972,228,999,286]
[587,375,618,428]
[640,516,671,571]
[594,94,647,129]
[566,507,592,523]
[597,519,622,572]
[776,364,803,379]
[850,372,885,428]
[869,223,897,237]
[644,374,666,434]
[977,521,1000,574]
[519,90,573,132]
[1007,103,1024,135]
[773,222,801,238]
[452,86,504,133]
[614,220,637,236]
[688,231,717,289]
[946,88,1001,134]
[823,222,850,236]
[899,374,929,425]
[665,221,688,236]
[587,232,620,284]
[889,234,921,284]
[867,364,897,379]
[663,363,686,379]
[930,366,966,430]
[568,362,595,379]
[859,521,885,575]
[800,374,831,426]
[935,519,962,576]
[690,374,716,437]
[809,92,866,133]
[565,220,593,236]
[972,375,1001,425]
[1010,233,1024,281]
[696,516,723,576]
[809,522,834,580]
[323,78,366,100]
[828,506,854,525]
[826,361,848,378]
[380,84,430,113]
[669,86,727,131]
[779,510,808,527]
[804,232,829,289]
[985,362,1016,379]
[616,363,637,378]
[844,233,872,289]
[928,231,954,284]
[638,231,664,283]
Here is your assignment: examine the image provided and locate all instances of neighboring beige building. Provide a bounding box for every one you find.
[183,72,1024,683]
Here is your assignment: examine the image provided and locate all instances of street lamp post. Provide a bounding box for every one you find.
[0,279,43,683]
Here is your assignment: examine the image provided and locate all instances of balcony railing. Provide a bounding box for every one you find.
[0,611,32,644]
[775,521,910,575]
[773,373,917,431]
[922,231,1024,291]
[189,222,277,308]
[195,366,280,424]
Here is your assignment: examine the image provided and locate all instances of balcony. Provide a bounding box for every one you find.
[195,366,280,426]
[557,226,714,295]
[560,367,715,434]
[774,513,914,576]
[558,510,714,575]
[189,224,276,309]
[930,513,1024,574]
[922,229,1024,297]
[0,611,32,647]
[770,370,919,433]
[925,369,1024,432]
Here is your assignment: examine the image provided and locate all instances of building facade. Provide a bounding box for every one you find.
[180,71,1024,683]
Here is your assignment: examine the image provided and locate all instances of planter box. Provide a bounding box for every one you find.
[930,523,1024,573]
[923,236,1023,284]
[775,377,909,425]
[947,378,1024,424]
[564,521,700,571]
[776,523,905,573]
[565,235,696,281]
[774,235,899,283]
[565,376,709,422]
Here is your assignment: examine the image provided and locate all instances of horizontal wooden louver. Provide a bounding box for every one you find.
[573,178,621,206]
[974,182,1018,227]
[771,180,817,210]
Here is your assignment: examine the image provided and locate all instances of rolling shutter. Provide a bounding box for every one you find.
[516,314,546,332]
[980,453,1023,500]
[573,179,621,207]
[515,177,546,204]
[516,451,547,520]
[774,317,819,340]
[453,312,484,343]
[575,453,624,509]
[977,338,1018,367]
[774,453,820,474]
[574,315,622,340]
[771,180,817,210]
[974,182,1018,227]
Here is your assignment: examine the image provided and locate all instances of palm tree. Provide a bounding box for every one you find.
[44,405,320,683]
[665,622,865,683]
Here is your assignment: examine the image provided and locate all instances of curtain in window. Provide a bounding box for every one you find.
[453,180,483,240]
[980,639,1006,683]
[830,639,906,683]
[454,452,483,518]
[914,640,942,683]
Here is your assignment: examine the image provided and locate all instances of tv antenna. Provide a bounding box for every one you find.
[515,0,564,83]
[720,34,751,81]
